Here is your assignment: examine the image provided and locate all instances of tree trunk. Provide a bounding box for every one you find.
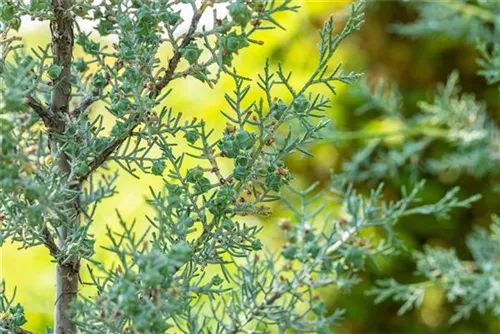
[50,1,78,333]
[50,0,73,125]
[55,263,79,334]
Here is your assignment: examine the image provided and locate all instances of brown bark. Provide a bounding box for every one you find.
[54,261,79,334]
[50,0,74,129]
[49,1,78,333]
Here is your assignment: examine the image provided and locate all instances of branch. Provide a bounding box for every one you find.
[70,63,122,117]
[1,33,60,130]
[227,283,293,333]
[79,129,133,183]
[153,6,205,95]
[23,96,65,130]
[78,5,206,183]
[43,227,60,257]
[71,90,100,116]
[25,96,50,120]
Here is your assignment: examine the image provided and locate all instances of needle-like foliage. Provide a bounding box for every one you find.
[349,1,500,325]
[0,0,496,333]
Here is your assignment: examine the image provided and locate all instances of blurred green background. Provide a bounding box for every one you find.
[1,1,499,333]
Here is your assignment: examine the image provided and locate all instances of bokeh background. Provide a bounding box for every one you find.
[1,1,499,333]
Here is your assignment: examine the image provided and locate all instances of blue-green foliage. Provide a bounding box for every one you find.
[1,0,498,332]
